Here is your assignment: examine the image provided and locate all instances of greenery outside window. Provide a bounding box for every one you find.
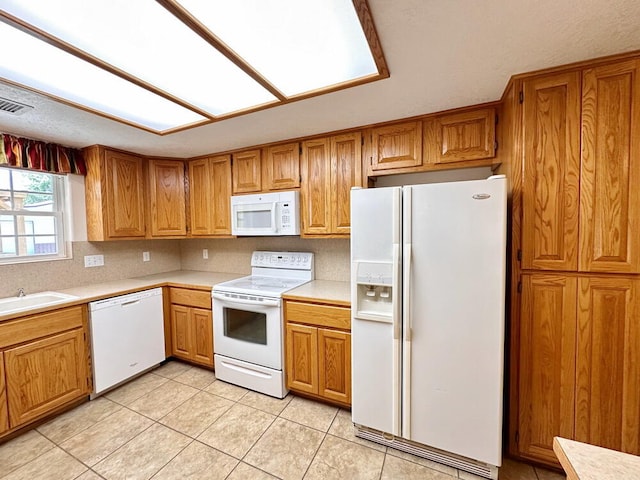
[0,166,66,263]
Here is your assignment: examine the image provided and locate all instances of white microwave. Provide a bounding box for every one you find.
[231,190,300,236]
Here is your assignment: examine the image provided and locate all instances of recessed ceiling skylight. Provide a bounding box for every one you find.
[0,0,387,134]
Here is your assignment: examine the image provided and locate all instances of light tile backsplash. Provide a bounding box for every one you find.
[180,237,350,282]
[0,237,350,298]
[0,240,181,298]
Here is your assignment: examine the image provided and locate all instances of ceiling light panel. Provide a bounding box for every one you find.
[0,0,278,116]
[0,22,207,131]
[175,0,379,97]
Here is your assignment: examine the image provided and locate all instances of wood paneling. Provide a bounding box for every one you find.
[518,274,577,464]
[105,150,146,238]
[576,277,640,453]
[425,107,496,163]
[192,308,213,367]
[264,142,300,190]
[5,328,88,427]
[285,323,318,395]
[300,138,331,235]
[170,304,191,360]
[521,72,581,271]
[370,121,422,171]
[0,352,7,434]
[232,149,261,193]
[318,329,351,404]
[148,159,186,237]
[331,133,362,234]
[579,60,640,273]
[285,301,351,330]
[0,306,84,349]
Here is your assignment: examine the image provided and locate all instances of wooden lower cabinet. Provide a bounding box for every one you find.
[169,288,213,367]
[0,352,7,434]
[284,299,351,406]
[5,329,88,427]
[517,273,640,466]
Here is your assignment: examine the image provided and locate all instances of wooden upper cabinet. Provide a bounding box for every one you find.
[331,133,362,234]
[188,155,232,236]
[521,72,581,271]
[232,149,261,194]
[84,146,146,240]
[147,159,186,237]
[579,60,640,273]
[576,276,640,454]
[518,274,577,465]
[424,107,496,164]
[0,352,7,435]
[370,121,422,171]
[264,142,300,191]
[301,138,332,235]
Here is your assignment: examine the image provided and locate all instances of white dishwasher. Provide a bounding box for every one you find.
[89,288,165,397]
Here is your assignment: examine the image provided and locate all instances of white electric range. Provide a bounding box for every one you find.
[212,251,314,398]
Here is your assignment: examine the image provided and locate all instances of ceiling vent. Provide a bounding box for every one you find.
[0,97,34,116]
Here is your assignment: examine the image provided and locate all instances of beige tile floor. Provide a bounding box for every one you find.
[0,361,566,480]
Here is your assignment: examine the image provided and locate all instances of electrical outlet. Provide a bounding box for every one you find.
[203,249,208,259]
[84,254,104,268]
[143,251,150,262]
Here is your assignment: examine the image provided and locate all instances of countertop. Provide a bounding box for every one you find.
[283,279,351,306]
[553,437,640,480]
[0,270,243,322]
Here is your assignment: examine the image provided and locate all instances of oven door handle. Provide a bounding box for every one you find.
[212,293,280,308]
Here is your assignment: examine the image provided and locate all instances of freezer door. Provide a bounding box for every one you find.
[351,187,402,436]
[403,177,507,466]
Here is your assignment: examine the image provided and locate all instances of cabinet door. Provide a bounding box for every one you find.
[370,121,422,171]
[5,329,88,427]
[211,156,232,235]
[518,274,577,465]
[285,323,318,394]
[318,329,351,404]
[579,60,640,273]
[192,308,214,367]
[232,149,261,193]
[170,304,192,360]
[105,150,146,238]
[0,352,7,434]
[427,108,496,163]
[331,133,362,234]
[576,277,640,454]
[188,158,212,235]
[148,159,186,237]
[521,72,581,271]
[264,142,300,191]
[301,138,331,235]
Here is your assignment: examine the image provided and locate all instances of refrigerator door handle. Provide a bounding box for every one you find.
[392,187,402,436]
[402,186,413,438]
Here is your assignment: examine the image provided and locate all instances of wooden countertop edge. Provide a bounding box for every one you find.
[553,437,580,480]
[282,293,351,308]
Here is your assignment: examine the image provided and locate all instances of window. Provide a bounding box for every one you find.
[0,167,66,263]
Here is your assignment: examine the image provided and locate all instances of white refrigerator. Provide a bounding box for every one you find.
[350,176,507,480]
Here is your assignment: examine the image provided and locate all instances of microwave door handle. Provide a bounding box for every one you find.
[270,202,278,233]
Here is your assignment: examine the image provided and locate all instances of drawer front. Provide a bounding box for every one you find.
[285,301,350,330]
[169,288,211,309]
[0,306,85,349]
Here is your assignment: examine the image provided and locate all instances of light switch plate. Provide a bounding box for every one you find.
[143,251,150,262]
[84,254,104,268]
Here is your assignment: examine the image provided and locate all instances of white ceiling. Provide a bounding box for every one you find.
[1,0,640,158]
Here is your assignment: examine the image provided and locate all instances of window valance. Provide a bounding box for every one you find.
[0,133,86,175]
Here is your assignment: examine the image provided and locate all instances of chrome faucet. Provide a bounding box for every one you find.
[17,288,25,298]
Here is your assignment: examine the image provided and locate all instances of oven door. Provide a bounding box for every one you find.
[212,293,283,370]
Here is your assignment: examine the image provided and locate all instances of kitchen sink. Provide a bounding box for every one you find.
[0,291,78,315]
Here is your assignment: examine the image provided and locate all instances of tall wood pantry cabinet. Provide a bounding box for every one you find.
[501,56,640,467]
